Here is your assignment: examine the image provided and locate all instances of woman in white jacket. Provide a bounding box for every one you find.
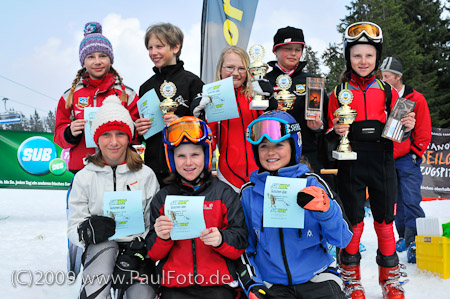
[67,95,159,299]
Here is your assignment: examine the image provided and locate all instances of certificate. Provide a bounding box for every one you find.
[84,107,100,148]
[103,190,145,240]
[137,88,165,139]
[204,77,239,122]
[263,176,307,228]
[164,195,206,240]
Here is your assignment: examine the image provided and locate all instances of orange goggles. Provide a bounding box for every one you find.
[163,119,208,147]
[345,22,382,43]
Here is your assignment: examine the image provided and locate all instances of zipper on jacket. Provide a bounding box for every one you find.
[192,239,198,279]
[279,228,292,285]
[112,166,117,191]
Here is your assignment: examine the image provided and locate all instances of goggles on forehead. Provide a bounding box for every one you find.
[163,119,209,147]
[345,22,383,43]
[247,118,301,145]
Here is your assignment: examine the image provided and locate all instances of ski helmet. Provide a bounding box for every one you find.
[163,116,213,174]
[344,22,383,71]
[247,110,302,169]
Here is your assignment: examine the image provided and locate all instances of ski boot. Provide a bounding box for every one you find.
[395,238,406,252]
[406,242,416,263]
[376,251,408,299]
[339,250,365,299]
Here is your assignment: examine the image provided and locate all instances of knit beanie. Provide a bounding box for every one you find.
[79,22,114,66]
[91,95,134,145]
[380,57,403,76]
[273,26,305,52]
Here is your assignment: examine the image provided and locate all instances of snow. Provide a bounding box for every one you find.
[1,188,449,298]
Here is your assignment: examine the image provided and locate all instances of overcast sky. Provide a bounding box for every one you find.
[0,0,350,117]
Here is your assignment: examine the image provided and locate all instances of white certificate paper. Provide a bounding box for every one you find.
[103,190,145,240]
[164,195,206,240]
[137,88,165,139]
[204,77,239,122]
[84,107,100,148]
[263,176,307,228]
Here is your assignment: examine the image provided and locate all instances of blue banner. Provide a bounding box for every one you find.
[201,0,259,84]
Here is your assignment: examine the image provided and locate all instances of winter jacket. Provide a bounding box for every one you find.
[138,61,204,183]
[393,84,431,159]
[266,61,329,154]
[54,73,140,172]
[240,163,352,285]
[208,88,262,189]
[327,73,399,142]
[67,162,159,248]
[146,175,248,287]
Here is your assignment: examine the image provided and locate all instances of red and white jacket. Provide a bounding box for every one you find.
[54,73,139,172]
[393,85,431,159]
[146,176,247,287]
[208,88,262,189]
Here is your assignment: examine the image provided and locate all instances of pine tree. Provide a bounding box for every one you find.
[322,42,344,94]
[30,110,44,132]
[303,45,323,77]
[44,110,56,133]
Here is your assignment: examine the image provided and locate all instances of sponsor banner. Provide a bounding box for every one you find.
[421,127,450,200]
[0,130,73,189]
[200,0,259,84]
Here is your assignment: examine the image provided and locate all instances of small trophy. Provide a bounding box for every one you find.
[275,75,296,111]
[332,89,357,160]
[159,81,178,114]
[248,45,269,110]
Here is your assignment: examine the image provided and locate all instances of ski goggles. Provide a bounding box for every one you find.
[163,118,209,147]
[345,22,383,43]
[247,117,301,145]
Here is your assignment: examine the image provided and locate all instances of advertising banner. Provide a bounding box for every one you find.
[0,130,73,189]
[200,0,259,84]
[421,127,450,200]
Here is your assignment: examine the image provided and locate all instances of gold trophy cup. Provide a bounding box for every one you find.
[248,45,269,110]
[332,89,357,160]
[275,75,296,111]
[159,81,178,114]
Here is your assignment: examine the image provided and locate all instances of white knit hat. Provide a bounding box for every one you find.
[91,95,134,144]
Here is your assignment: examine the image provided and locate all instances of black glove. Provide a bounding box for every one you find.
[297,186,330,212]
[112,237,149,291]
[249,285,270,299]
[77,215,116,246]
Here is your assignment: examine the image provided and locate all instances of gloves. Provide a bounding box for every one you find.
[251,78,274,98]
[297,186,330,212]
[77,215,116,245]
[112,237,148,290]
[249,285,270,299]
[193,94,212,118]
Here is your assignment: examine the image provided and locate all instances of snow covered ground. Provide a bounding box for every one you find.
[1,188,449,298]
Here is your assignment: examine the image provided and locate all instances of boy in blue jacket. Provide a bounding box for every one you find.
[238,110,352,299]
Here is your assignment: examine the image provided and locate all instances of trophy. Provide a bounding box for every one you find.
[275,75,296,111]
[248,45,269,110]
[332,89,357,160]
[159,81,178,114]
